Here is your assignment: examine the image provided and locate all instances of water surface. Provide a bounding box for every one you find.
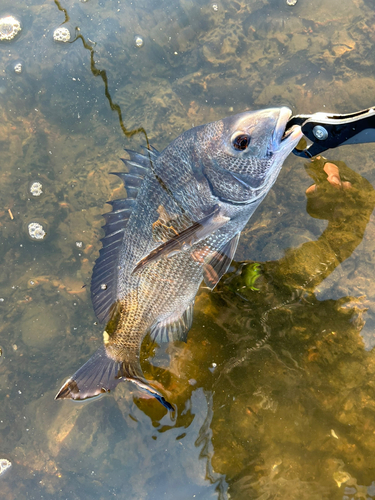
[1,0,375,499]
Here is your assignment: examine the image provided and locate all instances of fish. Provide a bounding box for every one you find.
[55,107,302,410]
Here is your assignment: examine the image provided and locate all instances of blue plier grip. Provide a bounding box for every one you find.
[289,107,375,157]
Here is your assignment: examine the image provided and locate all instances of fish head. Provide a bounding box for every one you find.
[197,107,303,204]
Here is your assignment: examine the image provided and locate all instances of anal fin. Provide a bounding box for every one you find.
[150,301,194,344]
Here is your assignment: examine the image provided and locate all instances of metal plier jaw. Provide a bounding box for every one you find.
[288,107,375,157]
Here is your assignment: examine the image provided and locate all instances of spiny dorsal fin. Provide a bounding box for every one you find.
[120,146,159,178]
[140,144,159,158]
[149,301,194,344]
[91,146,159,324]
[110,172,144,190]
[203,232,240,289]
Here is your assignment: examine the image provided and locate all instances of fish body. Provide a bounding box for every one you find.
[56,107,302,409]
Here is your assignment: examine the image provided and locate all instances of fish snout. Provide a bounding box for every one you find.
[272,106,303,153]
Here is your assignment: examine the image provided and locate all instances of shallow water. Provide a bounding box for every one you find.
[1,0,375,499]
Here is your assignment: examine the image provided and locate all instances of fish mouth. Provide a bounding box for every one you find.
[272,107,303,152]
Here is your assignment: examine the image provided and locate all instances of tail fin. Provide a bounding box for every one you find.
[55,346,174,411]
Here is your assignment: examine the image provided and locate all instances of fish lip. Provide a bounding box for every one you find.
[271,107,303,152]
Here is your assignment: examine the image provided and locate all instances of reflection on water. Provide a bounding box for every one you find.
[1,0,375,499]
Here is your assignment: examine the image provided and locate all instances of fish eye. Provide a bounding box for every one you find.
[232,133,251,151]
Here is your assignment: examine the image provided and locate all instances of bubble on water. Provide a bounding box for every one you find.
[286,0,297,5]
[212,3,219,11]
[30,181,43,197]
[14,62,22,74]
[134,35,144,48]
[0,458,11,476]
[28,222,46,240]
[53,27,71,43]
[209,362,217,373]
[0,16,21,42]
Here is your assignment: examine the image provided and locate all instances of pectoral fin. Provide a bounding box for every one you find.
[133,206,230,273]
[150,301,194,344]
[203,232,240,289]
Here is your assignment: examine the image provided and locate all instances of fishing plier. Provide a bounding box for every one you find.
[287,107,375,158]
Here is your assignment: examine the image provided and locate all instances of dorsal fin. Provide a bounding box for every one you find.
[120,146,159,177]
[140,144,159,159]
[203,232,240,289]
[91,146,159,324]
[149,301,194,344]
[110,172,144,189]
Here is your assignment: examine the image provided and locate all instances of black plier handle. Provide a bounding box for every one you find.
[288,107,375,157]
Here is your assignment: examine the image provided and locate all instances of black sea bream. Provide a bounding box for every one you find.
[56,107,302,409]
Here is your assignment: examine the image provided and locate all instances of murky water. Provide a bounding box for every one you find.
[1,0,375,498]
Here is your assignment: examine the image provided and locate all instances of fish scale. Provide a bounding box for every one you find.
[55,107,302,410]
